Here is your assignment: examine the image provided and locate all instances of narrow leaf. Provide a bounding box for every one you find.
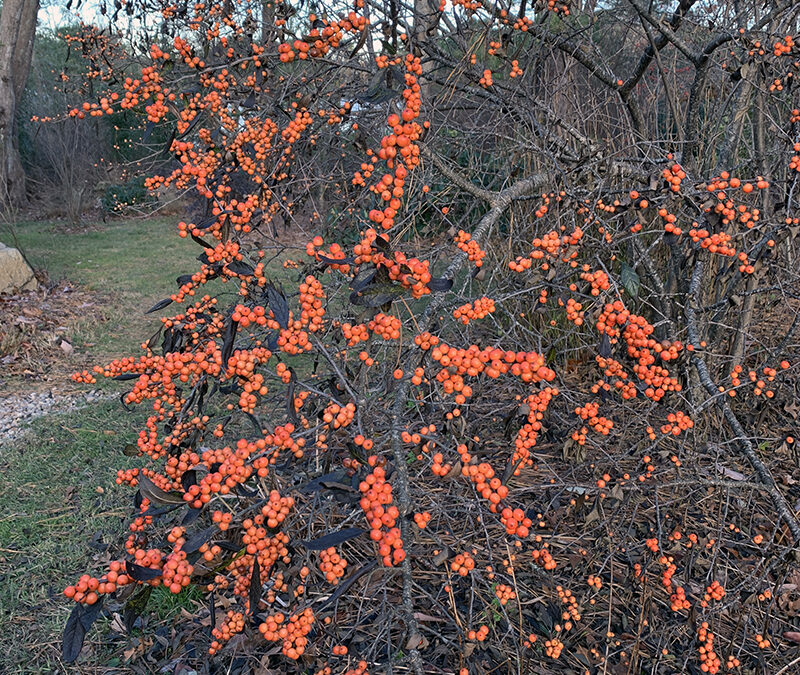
[227,260,255,276]
[62,603,87,663]
[222,317,238,366]
[209,591,217,634]
[317,254,357,265]
[138,474,185,506]
[300,527,365,550]
[145,298,173,314]
[427,277,453,292]
[123,586,152,633]
[248,558,261,614]
[125,560,163,581]
[182,506,202,526]
[62,598,105,663]
[184,525,216,553]
[266,284,289,329]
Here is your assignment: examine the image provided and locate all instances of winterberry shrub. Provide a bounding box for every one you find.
[59,0,800,672]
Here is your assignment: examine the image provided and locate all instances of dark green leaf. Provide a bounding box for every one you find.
[300,527,365,550]
[620,262,640,298]
[184,525,216,554]
[62,604,86,663]
[248,558,261,614]
[599,333,612,358]
[300,471,348,493]
[266,284,289,329]
[222,317,238,366]
[227,260,255,276]
[181,469,199,491]
[62,598,105,663]
[190,231,214,249]
[209,591,217,634]
[318,254,356,265]
[125,560,163,581]
[145,298,173,314]
[427,277,453,292]
[349,283,403,307]
[182,506,202,526]
[138,474,185,506]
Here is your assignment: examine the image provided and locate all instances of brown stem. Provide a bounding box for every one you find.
[686,258,800,543]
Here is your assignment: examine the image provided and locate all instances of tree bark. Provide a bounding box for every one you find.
[0,0,38,208]
[413,0,439,101]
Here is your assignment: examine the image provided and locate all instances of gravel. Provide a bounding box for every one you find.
[0,389,114,445]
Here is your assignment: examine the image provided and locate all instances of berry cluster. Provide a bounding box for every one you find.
[454,230,486,267]
[697,622,720,673]
[670,585,691,612]
[700,580,725,608]
[574,402,614,435]
[369,312,402,340]
[320,546,347,584]
[450,551,476,576]
[261,490,294,529]
[557,585,581,629]
[64,560,132,605]
[494,583,516,605]
[532,547,557,570]
[453,297,495,324]
[341,322,369,345]
[431,452,453,477]
[544,637,564,658]
[258,607,315,660]
[660,411,694,435]
[467,625,490,641]
[298,275,326,332]
[209,610,245,655]
[359,459,405,566]
[413,511,431,528]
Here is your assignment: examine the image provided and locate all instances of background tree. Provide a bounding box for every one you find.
[0,0,39,207]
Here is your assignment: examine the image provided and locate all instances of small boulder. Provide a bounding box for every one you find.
[0,242,37,294]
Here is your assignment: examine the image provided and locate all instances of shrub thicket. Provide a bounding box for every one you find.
[59,1,800,672]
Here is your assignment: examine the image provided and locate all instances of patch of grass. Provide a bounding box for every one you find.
[1,218,198,364]
[0,400,148,673]
[148,584,204,621]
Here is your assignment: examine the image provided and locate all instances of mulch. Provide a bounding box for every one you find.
[0,281,104,395]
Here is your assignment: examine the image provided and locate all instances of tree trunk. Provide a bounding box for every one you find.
[0,0,38,208]
[413,0,439,101]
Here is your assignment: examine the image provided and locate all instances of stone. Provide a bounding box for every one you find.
[0,242,37,294]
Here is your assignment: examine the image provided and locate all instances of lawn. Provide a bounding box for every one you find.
[0,217,202,672]
[1,217,198,367]
[0,402,149,672]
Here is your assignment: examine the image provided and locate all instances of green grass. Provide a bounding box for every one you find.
[0,217,198,362]
[0,218,204,672]
[0,401,149,673]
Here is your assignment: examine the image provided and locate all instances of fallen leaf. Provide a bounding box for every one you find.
[716,463,746,481]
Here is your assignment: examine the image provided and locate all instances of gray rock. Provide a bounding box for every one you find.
[0,242,38,294]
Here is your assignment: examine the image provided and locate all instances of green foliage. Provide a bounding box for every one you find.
[101,176,157,214]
